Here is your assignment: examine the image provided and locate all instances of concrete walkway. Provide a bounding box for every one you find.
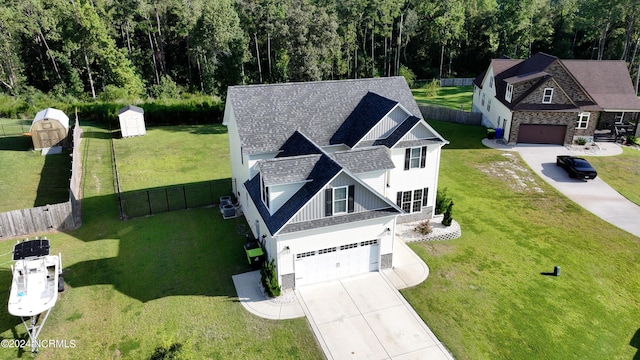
[232,238,454,359]
[482,139,640,237]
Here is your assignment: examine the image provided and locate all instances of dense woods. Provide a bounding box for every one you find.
[1,0,640,101]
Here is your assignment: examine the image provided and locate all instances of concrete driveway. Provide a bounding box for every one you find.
[515,143,640,237]
[296,272,453,360]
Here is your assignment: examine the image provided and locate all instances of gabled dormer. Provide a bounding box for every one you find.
[258,154,321,214]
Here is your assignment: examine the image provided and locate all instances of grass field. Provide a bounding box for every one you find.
[0,135,71,212]
[1,109,639,358]
[403,120,640,359]
[0,123,323,359]
[411,85,474,110]
[584,146,640,205]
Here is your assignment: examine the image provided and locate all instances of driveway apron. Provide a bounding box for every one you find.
[516,144,640,237]
[296,272,453,360]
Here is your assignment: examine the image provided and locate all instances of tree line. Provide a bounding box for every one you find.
[1,0,639,101]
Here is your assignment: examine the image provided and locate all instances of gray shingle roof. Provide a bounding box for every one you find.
[330,146,395,173]
[279,208,399,234]
[245,154,342,234]
[118,105,144,115]
[228,77,421,154]
[259,154,322,186]
[330,92,398,147]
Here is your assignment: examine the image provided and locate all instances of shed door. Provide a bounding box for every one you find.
[517,124,566,145]
[38,129,61,148]
[294,240,379,287]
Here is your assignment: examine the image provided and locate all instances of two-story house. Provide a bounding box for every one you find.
[223,77,448,289]
[473,52,640,145]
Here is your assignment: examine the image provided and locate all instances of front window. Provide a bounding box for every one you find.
[333,186,348,214]
[397,188,428,213]
[542,88,553,103]
[489,76,494,88]
[505,84,513,102]
[577,112,590,129]
[481,93,485,106]
[487,99,492,112]
[410,147,421,168]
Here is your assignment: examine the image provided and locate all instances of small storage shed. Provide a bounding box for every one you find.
[118,105,146,138]
[30,108,70,152]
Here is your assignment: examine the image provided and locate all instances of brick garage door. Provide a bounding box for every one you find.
[517,124,566,144]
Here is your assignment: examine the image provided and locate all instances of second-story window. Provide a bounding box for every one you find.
[489,76,494,88]
[505,84,513,102]
[487,99,492,112]
[404,146,427,170]
[542,88,554,103]
[333,186,348,214]
[325,185,355,216]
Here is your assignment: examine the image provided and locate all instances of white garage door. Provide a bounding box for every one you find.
[294,239,379,287]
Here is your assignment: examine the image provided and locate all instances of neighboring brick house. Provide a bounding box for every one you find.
[223,77,448,289]
[472,52,640,145]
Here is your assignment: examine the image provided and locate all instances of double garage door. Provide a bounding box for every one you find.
[517,124,566,145]
[295,240,379,287]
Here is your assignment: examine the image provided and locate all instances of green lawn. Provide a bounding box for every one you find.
[403,120,640,359]
[0,123,322,359]
[113,125,230,192]
[2,118,640,359]
[411,85,474,111]
[584,146,640,205]
[0,135,71,212]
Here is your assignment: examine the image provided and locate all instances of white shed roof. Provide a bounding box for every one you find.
[32,108,70,129]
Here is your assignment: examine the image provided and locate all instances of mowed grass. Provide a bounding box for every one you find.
[0,135,71,212]
[402,120,640,359]
[113,125,230,191]
[411,85,474,110]
[584,146,640,205]
[0,123,322,359]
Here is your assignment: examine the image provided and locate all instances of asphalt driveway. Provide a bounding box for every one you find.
[515,143,640,237]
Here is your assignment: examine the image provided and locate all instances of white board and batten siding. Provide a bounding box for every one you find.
[362,106,410,141]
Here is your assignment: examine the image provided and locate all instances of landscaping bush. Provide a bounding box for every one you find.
[625,135,637,145]
[442,201,454,226]
[414,220,432,235]
[435,187,452,215]
[574,137,587,145]
[260,259,281,297]
[422,79,440,97]
[399,65,416,88]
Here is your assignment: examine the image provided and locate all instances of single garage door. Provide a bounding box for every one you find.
[518,124,566,144]
[294,239,379,287]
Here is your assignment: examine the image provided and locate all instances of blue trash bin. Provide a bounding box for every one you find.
[495,128,503,139]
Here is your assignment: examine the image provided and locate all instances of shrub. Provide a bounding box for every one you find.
[442,201,454,227]
[436,188,452,215]
[626,135,637,145]
[260,259,281,297]
[574,137,587,145]
[422,79,440,97]
[398,65,416,88]
[414,220,432,235]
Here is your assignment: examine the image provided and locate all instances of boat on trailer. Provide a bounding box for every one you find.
[7,237,64,352]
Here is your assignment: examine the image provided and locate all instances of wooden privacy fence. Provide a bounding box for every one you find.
[0,203,76,238]
[419,105,482,125]
[0,115,82,239]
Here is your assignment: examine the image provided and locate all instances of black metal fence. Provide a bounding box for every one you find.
[0,123,31,137]
[119,181,220,220]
